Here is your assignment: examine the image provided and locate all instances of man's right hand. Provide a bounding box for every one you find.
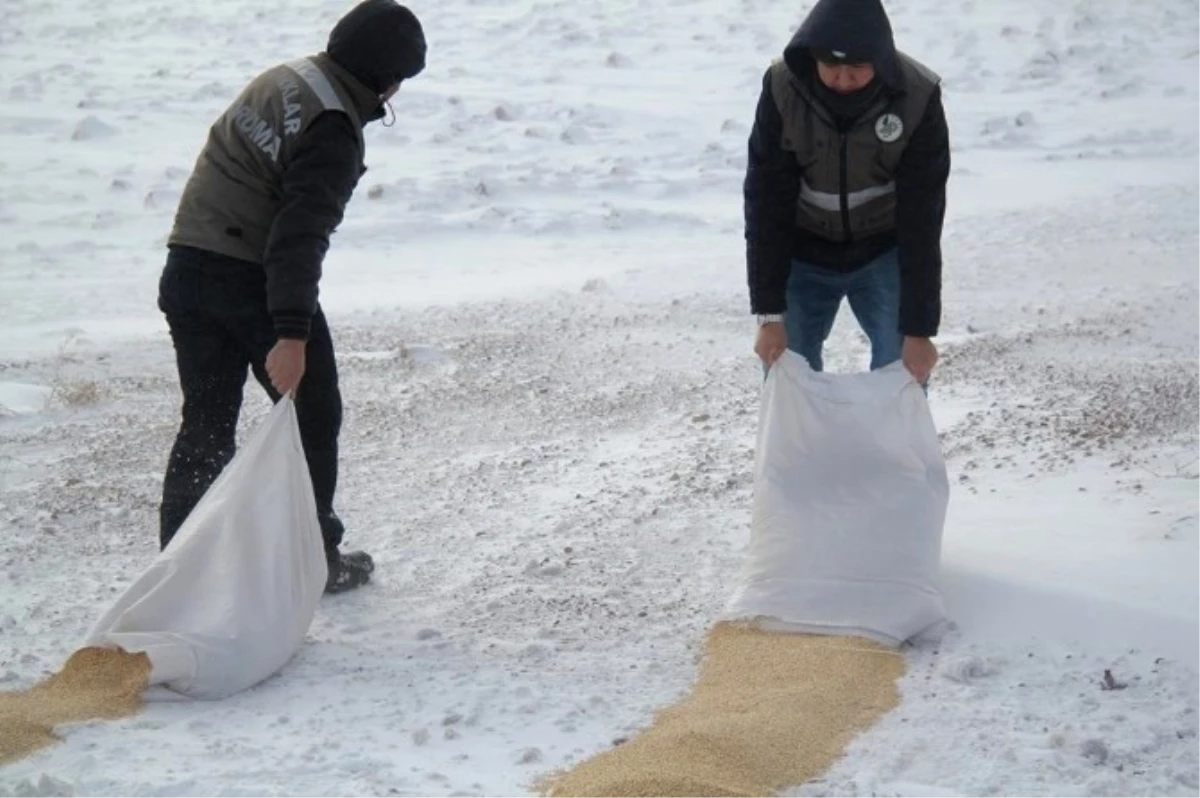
[755,322,788,365]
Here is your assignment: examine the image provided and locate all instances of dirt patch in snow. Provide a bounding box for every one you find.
[935,304,1199,476]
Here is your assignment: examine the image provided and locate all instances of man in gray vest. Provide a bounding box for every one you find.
[745,0,950,383]
[157,0,426,593]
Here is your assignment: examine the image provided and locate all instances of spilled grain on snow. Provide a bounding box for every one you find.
[541,623,904,797]
[0,647,150,765]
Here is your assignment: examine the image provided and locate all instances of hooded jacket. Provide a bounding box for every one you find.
[168,0,426,339]
[744,0,950,338]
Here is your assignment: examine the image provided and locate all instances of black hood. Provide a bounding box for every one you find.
[783,0,903,90]
[326,0,426,95]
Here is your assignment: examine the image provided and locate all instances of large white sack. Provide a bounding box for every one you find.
[84,397,328,700]
[724,351,949,646]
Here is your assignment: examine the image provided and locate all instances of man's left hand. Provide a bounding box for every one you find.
[902,336,938,384]
[266,338,307,396]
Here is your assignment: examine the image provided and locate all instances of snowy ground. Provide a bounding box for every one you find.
[1,0,1198,795]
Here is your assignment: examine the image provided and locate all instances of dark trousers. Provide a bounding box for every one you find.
[157,245,345,553]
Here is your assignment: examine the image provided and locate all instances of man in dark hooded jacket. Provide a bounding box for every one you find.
[745,0,950,383]
[157,0,426,593]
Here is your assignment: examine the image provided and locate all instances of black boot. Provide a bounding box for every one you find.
[325,549,374,594]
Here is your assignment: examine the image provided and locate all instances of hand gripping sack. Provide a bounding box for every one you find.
[84,398,328,699]
[723,352,949,645]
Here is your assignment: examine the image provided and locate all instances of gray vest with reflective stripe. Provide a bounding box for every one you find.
[769,53,940,243]
[169,55,365,264]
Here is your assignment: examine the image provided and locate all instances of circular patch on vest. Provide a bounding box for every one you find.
[875,113,904,143]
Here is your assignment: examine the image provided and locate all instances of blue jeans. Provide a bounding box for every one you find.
[785,249,903,372]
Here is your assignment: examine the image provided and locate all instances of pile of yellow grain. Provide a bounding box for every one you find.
[0,647,150,765]
[542,622,904,797]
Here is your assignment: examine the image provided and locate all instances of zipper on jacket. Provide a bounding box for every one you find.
[838,131,853,244]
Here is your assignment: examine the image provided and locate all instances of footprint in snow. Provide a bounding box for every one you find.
[1167,514,1198,540]
[71,115,118,141]
[939,655,999,684]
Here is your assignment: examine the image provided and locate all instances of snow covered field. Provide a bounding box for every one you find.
[1,0,1197,794]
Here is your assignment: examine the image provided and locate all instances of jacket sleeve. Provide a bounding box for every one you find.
[744,68,801,315]
[263,111,363,340]
[894,86,950,338]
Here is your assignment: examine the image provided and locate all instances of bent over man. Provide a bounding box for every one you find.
[158,0,426,593]
[745,0,950,382]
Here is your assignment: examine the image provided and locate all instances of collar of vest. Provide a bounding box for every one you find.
[792,69,893,132]
[313,53,386,125]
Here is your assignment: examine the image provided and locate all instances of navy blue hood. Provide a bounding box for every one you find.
[783,0,903,89]
[327,0,426,95]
